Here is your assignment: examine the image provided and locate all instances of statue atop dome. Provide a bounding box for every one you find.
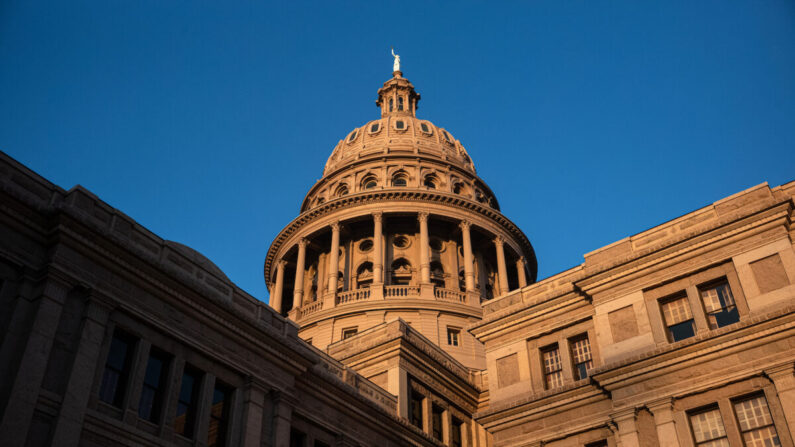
[391,48,400,73]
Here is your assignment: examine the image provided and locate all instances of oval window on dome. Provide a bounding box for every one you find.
[395,120,405,130]
[362,177,378,190]
[369,122,381,133]
[359,239,373,253]
[420,122,431,134]
[393,235,410,249]
[443,131,452,143]
[347,130,358,143]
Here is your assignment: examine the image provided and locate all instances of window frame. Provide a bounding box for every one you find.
[568,334,593,381]
[99,328,138,409]
[540,343,564,390]
[447,327,461,347]
[341,327,358,340]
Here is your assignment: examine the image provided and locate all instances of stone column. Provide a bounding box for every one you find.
[611,408,641,447]
[49,297,112,447]
[292,238,307,310]
[327,222,341,295]
[0,276,69,447]
[419,212,431,284]
[373,212,383,284]
[767,363,795,435]
[494,236,509,295]
[272,260,286,314]
[240,379,267,447]
[271,392,294,447]
[460,221,476,292]
[516,256,528,288]
[647,398,681,447]
[194,373,216,446]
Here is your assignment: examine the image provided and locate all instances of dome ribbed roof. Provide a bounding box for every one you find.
[322,71,475,176]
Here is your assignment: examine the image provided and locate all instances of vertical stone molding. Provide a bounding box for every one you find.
[327,222,341,295]
[646,398,681,447]
[611,408,641,447]
[516,256,528,288]
[766,363,795,435]
[240,379,267,447]
[270,391,295,447]
[418,212,431,284]
[194,373,217,445]
[272,260,286,313]
[0,276,70,447]
[373,212,383,284]
[292,238,308,310]
[50,296,112,447]
[494,236,509,295]
[459,220,476,292]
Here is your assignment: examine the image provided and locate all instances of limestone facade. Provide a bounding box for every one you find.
[0,66,793,447]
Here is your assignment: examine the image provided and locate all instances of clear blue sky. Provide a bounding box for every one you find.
[1,1,794,300]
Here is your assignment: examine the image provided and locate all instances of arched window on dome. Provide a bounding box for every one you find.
[361,175,378,190]
[475,189,488,204]
[392,172,408,187]
[398,96,404,111]
[452,183,465,195]
[356,262,374,288]
[423,175,439,189]
[390,258,412,286]
[347,130,358,143]
[420,122,432,134]
[430,261,445,289]
[335,184,349,197]
[389,98,394,112]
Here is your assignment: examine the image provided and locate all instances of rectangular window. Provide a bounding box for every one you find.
[99,329,136,408]
[699,280,739,329]
[689,406,729,447]
[447,327,460,346]
[174,365,202,439]
[431,405,443,440]
[569,335,593,380]
[289,429,306,447]
[342,327,358,340]
[451,417,463,447]
[410,391,424,429]
[733,394,781,446]
[584,441,608,447]
[208,382,233,447]
[138,347,170,422]
[541,344,564,389]
[660,294,696,342]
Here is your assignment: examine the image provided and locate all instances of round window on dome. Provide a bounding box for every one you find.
[395,120,405,130]
[359,239,373,253]
[393,235,410,249]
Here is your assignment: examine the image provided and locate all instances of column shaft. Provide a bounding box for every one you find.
[373,213,383,284]
[494,237,509,295]
[292,239,307,309]
[272,260,286,313]
[460,221,476,292]
[648,398,681,447]
[516,256,528,288]
[327,223,341,294]
[419,212,430,284]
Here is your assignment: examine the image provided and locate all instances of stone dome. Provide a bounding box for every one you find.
[323,72,476,176]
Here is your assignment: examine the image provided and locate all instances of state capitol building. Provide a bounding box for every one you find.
[0,64,794,447]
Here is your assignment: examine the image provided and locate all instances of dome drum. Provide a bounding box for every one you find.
[264,69,536,368]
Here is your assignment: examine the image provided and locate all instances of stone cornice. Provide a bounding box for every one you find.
[265,189,537,283]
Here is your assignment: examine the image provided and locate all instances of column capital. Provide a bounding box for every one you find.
[297,237,308,248]
[493,235,504,245]
[646,397,675,413]
[766,362,795,379]
[417,211,429,223]
[330,221,341,231]
[277,259,287,268]
[518,255,526,264]
[611,407,638,425]
[372,211,383,222]
[458,220,471,230]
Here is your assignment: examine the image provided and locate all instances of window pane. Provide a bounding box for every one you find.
[668,320,696,342]
[661,296,693,325]
[431,405,443,440]
[208,383,232,447]
[542,347,563,389]
[741,426,781,447]
[175,367,202,438]
[689,407,727,444]
[735,395,774,431]
[700,281,739,329]
[99,331,134,407]
[410,392,423,428]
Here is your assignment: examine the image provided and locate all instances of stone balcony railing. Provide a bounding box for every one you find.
[295,285,477,321]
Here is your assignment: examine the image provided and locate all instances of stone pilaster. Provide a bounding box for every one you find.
[647,398,681,447]
[611,408,640,447]
[767,363,795,436]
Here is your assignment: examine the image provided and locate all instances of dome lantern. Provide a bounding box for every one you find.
[375,71,421,118]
